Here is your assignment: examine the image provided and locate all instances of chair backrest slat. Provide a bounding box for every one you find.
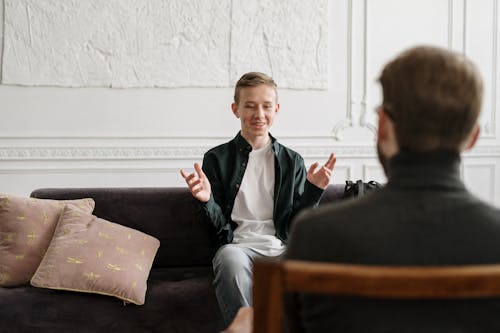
[253,259,500,333]
[284,260,500,298]
[253,259,284,333]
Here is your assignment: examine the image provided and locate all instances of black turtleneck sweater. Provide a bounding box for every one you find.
[285,150,500,333]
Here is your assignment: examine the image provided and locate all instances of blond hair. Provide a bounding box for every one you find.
[234,72,278,104]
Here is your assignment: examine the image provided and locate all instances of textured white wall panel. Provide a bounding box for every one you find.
[2,0,327,89]
[3,0,231,87]
[230,0,328,88]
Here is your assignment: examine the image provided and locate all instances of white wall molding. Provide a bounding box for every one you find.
[0,144,377,161]
[448,0,466,52]
[358,0,377,136]
[0,146,208,161]
[0,167,184,174]
[482,0,498,138]
[2,142,500,161]
[332,0,376,140]
[491,0,499,138]
[296,145,376,158]
[332,0,354,140]
[461,162,496,202]
[463,145,500,157]
[464,0,498,139]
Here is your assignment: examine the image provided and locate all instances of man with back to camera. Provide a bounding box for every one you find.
[180,72,336,326]
[285,45,500,332]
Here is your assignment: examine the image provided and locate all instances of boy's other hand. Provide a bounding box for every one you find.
[307,153,336,190]
[180,163,211,203]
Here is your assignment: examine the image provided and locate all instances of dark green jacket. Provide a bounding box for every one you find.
[200,132,324,245]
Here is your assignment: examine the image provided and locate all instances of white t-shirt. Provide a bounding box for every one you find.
[231,143,285,257]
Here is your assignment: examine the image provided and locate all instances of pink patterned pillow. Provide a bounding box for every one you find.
[31,206,160,305]
[0,194,95,287]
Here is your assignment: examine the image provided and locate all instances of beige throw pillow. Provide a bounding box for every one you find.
[31,206,160,305]
[0,194,95,287]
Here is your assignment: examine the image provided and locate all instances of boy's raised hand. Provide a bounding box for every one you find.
[180,163,211,203]
[306,153,336,190]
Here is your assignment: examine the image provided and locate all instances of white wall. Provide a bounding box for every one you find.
[1,0,499,207]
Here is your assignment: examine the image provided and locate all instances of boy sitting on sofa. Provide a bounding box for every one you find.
[180,71,336,325]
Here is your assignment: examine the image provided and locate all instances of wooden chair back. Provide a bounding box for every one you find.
[253,259,500,332]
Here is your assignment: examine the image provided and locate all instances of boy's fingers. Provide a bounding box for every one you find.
[180,169,189,179]
[181,170,199,184]
[194,163,205,178]
[184,173,196,184]
[325,153,336,169]
[308,162,319,174]
[328,158,337,170]
[192,186,204,195]
[190,178,202,188]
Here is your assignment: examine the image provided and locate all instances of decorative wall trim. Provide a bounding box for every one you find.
[461,162,496,201]
[358,0,377,137]
[331,0,386,140]
[362,164,384,180]
[333,0,498,140]
[463,146,500,156]
[448,0,466,52]
[332,0,376,140]
[463,0,468,53]
[0,145,377,160]
[2,144,500,161]
[296,145,376,158]
[0,134,339,140]
[490,0,498,138]
[0,146,207,160]
[477,0,497,138]
[332,0,354,140]
[0,167,184,174]
[335,165,353,180]
[448,0,453,49]
[464,0,497,139]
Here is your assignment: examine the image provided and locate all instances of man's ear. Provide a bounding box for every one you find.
[377,110,390,141]
[465,123,480,150]
[275,103,280,114]
[377,109,399,157]
[231,103,239,118]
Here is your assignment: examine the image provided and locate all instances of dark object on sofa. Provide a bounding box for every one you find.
[342,180,382,199]
[0,185,344,333]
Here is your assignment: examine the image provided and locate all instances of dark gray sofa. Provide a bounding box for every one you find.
[0,185,345,333]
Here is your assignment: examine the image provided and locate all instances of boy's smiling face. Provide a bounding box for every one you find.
[232,84,280,144]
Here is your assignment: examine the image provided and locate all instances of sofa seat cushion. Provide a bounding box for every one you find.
[0,267,224,333]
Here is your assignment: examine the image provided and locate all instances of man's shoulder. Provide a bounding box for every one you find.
[285,193,382,260]
[294,192,383,234]
[310,191,378,214]
[461,191,500,219]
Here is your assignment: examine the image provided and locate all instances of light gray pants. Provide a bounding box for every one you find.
[212,244,274,326]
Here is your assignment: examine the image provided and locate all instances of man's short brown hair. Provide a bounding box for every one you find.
[234,72,278,105]
[379,46,483,152]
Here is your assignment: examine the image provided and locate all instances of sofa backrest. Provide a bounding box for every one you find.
[30,185,345,268]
